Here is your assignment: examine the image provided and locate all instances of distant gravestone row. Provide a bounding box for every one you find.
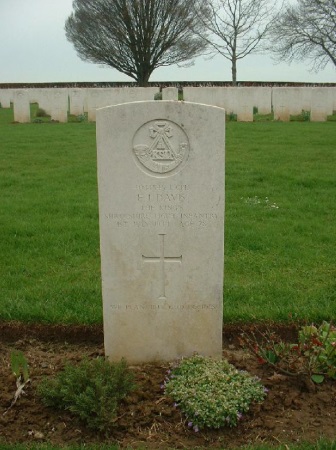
[1,86,336,122]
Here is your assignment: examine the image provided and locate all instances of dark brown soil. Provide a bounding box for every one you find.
[0,322,335,448]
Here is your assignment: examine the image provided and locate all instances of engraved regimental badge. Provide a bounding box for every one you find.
[133,120,189,176]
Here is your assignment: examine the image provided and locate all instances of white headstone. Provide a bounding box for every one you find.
[253,87,272,115]
[183,87,262,121]
[162,87,179,101]
[331,88,336,114]
[234,88,254,122]
[183,87,233,112]
[0,89,13,108]
[35,89,53,115]
[272,88,291,121]
[69,88,88,115]
[97,101,225,363]
[88,87,159,121]
[311,88,333,121]
[50,89,68,122]
[13,90,30,123]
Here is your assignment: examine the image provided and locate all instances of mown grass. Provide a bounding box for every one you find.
[0,107,335,324]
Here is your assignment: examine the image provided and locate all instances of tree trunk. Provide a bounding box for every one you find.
[137,70,151,87]
[231,55,237,86]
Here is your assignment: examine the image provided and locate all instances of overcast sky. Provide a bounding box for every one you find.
[1,0,335,84]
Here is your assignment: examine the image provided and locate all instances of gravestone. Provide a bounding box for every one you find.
[162,87,179,101]
[96,101,225,363]
[88,87,159,121]
[252,87,272,115]
[0,89,13,108]
[35,89,53,115]
[50,89,68,122]
[13,90,30,123]
[310,88,333,121]
[272,88,291,121]
[69,88,88,115]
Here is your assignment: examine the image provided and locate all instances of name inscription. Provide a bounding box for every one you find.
[103,183,221,228]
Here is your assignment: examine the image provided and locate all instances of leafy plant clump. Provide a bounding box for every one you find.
[38,358,135,432]
[164,355,267,431]
[244,321,336,383]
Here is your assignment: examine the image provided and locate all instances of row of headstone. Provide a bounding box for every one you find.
[183,87,336,121]
[1,87,335,122]
[0,88,161,123]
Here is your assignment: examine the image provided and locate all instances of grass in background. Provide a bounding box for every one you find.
[0,107,335,324]
[0,108,99,323]
[225,121,336,322]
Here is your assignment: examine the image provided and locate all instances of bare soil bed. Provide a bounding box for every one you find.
[0,322,335,449]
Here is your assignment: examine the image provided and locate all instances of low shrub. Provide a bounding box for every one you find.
[38,358,135,432]
[164,355,267,431]
[243,321,336,383]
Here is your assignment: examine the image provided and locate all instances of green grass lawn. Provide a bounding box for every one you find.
[0,107,335,324]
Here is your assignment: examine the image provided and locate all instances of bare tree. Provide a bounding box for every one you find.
[194,0,279,85]
[65,0,207,86]
[269,0,336,71]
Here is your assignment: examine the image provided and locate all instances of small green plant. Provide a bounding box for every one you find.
[38,358,135,432]
[164,355,267,431]
[243,321,336,384]
[226,111,237,121]
[327,111,336,121]
[290,110,310,122]
[154,92,162,100]
[10,350,29,382]
[253,106,258,115]
[76,113,87,122]
[3,351,30,415]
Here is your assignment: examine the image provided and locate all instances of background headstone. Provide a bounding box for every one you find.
[162,87,179,101]
[97,101,225,363]
[13,89,30,123]
[310,88,333,121]
[69,88,88,115]
[0,89,13,108]
[88,87,159,121]
[50,89,68,122]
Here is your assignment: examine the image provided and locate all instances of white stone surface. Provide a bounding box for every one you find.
[162,87,179,101]
[183,87,231,111]
[272,88,292,121]
[88,87,159,121]
[50,89,68,122]
[13,90,30,122]
[97,101,225,363]
[0,89,13,108]
[183,87,271,121]
[331,88,336,113]
[69,88,88,115]
[310,88,333,121]
[35,89,53,115]
[252,87,272,115]
[234,88,254,121]
[273,88,312,119]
